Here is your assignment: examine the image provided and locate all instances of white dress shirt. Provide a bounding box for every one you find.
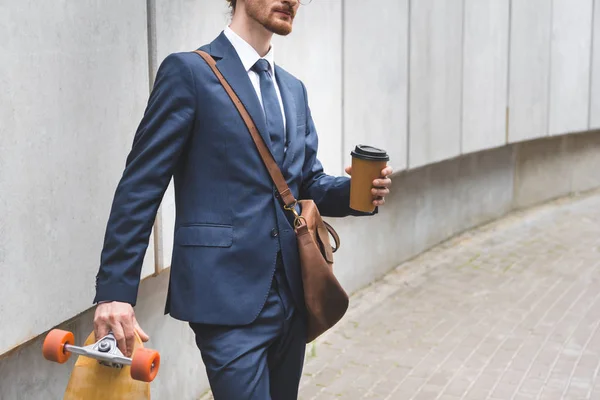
[223,26,287,142]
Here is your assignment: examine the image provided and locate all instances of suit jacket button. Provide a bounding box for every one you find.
[271,228,279,237]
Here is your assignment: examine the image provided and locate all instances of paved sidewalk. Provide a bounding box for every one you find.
[299,191,600,400]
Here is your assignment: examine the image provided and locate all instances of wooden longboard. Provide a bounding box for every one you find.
[63,332,150,400]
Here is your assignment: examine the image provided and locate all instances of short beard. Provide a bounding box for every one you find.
[246,2,294,36]
[265,19,293,36]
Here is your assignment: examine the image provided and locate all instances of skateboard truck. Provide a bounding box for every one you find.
[42,329,160,382]
[67,332,131,370]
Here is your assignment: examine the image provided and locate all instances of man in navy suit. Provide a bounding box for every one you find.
[93,0,393,398]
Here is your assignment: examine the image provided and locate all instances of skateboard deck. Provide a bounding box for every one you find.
[63,332,150,400]
[43,329,159,400]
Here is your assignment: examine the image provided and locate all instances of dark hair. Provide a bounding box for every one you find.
[227,0,237,11]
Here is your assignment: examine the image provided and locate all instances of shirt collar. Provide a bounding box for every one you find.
[224,26,276,75]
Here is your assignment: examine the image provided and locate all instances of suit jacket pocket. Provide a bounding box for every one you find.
[175,224,233,248]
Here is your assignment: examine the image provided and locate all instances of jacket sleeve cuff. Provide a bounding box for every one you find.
[93,282,139,306]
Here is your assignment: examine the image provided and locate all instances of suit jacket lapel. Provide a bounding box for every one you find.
[207,33,275,159]
[275,67,297,172]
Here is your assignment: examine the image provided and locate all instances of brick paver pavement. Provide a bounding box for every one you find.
[299,191,600,400]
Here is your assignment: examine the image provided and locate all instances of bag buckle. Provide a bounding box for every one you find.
[284,201,305,228]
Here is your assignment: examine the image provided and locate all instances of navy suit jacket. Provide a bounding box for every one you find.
[94,32,372,325]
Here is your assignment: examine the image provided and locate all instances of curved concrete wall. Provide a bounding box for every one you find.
[1,1,600,398]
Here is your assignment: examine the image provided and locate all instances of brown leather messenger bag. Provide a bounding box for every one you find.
[194,50,349,343]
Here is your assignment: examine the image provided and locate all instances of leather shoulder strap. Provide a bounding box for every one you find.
[193,50,297,208]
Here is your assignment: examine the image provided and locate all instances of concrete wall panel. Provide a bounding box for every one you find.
[508,0,552,142]
[409,0,463,168]
[343,0,409,171]
[548,0,594,135]
[462,0,510,154]
[0,1,149,355]
[274,1,343,176]
[514,131,600,208]
[568,131,600,192]
[591,0,600,129]
[513,137,571,209]
[154,0,229,63]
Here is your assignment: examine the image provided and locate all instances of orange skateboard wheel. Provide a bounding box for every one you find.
[42,329,74,364]
[131,348,160,382]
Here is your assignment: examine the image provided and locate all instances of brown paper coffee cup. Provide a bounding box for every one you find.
[349,145,389,213]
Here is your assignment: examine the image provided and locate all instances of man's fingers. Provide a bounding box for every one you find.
[121,316,136,358]
[369,169,392,208]
[373,198,386,206]
[134,316,150,343]
[93,302,142,356]
[93,320,107,342]
[345,166,352,175]
[111,321,128,357]
[381,166,394,176]
[371,188,390,197]
[94,308,110,341]
[373,178,392,188]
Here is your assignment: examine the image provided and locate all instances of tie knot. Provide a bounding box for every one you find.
[252,59,271,74]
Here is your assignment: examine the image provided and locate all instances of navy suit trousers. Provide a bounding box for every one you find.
[189,254,307,399]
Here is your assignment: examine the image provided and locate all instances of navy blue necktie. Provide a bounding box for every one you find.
[252,59,285,165]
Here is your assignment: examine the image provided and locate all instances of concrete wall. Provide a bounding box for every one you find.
[343,0,409,171]
[461,0,509,154]
[508,0,552,142]
[409,0,463,168]
[0,0,152,356]
[2,0,600,398]
[548,0,594,135]
[514,131,600,208]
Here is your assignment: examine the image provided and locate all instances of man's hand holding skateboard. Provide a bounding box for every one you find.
[94,302,150,357]
[43,301,161,397]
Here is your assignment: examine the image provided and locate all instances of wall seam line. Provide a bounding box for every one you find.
[147,0,158,89]
[588,0,596,130]
[406,0,411,170]
[341,0,346,174]
[459,0,466,154]
[546,0,555,137]
[147,0,163,275]
[506,0,513,144]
